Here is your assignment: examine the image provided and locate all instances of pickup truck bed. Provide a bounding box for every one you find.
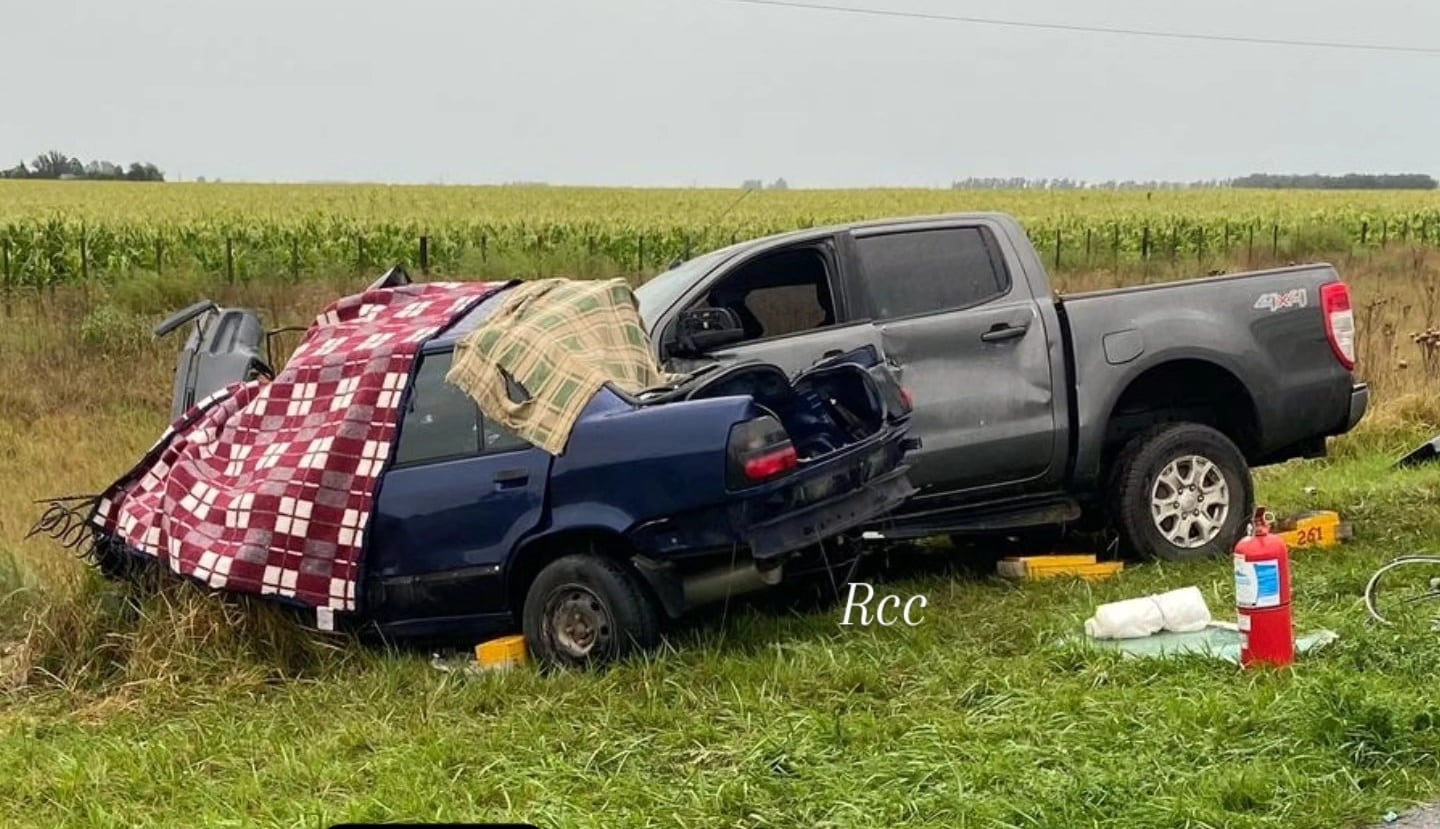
[634,211,1368,562]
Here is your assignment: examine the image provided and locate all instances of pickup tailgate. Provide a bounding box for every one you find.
[1059,263,1367,478]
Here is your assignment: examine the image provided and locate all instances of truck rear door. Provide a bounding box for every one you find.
[844,222,1058,495]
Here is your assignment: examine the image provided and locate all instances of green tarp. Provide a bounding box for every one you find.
[1062,623,1339,664]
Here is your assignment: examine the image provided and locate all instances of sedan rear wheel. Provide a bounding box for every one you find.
[522,553,660,671]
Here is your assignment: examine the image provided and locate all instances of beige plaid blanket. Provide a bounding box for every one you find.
[445,278,680,455]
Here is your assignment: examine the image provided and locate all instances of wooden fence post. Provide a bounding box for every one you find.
[3,238,11,318]
[419,235,430,275]
[226,237,235,284]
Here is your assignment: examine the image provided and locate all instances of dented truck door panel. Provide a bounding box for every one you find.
[844,222,1060,496]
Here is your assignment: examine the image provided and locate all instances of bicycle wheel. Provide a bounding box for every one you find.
[1363,555,1440,628]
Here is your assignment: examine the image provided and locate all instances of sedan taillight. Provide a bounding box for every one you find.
[727,415,798,488]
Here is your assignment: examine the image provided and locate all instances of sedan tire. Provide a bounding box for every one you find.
[522,554,661,671]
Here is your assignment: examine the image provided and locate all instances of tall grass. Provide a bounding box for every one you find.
[2,244,1439,694]
[3,244,1440,828]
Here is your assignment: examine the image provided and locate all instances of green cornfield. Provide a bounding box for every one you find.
[2,180,1439,287]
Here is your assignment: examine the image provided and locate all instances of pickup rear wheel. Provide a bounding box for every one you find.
[522,554,661,672]
[1107,423,1253,562]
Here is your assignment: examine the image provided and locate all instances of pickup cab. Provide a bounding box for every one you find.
[635,212,1369,562]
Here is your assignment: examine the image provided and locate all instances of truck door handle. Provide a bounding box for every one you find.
[981,322,1029,343]
[493,468,530,487]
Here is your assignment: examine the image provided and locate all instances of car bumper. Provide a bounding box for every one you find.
[627,427,916,562]
[743,466,915,560]
[1344,382,1370,432]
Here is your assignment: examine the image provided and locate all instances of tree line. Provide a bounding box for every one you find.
[1229,173,1437,190]
[1,150,165,182]
[953,173,1438,191]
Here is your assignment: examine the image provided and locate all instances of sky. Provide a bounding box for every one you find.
[4,0,1439,188]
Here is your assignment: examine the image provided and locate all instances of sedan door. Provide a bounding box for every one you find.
[368,349,551,612]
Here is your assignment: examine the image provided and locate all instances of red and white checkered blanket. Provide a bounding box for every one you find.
[89,280,505,613]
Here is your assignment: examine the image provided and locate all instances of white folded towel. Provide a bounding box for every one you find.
[1084,586,1213,640]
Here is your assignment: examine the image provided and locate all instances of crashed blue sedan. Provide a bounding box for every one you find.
[44,270,916,670]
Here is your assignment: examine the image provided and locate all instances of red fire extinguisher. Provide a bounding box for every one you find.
[1234,507,1294,668]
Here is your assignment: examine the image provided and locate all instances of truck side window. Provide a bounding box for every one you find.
[854,227,1009,320]
[395,352,530,465]
[692,244,838,343]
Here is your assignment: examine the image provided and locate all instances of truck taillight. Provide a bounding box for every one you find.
[1320,281,1356,371]
[727,415,797,488]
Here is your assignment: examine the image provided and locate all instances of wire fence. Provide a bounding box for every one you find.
[3,218,1436,315]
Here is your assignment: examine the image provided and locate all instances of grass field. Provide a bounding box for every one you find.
[2,228,1440,826]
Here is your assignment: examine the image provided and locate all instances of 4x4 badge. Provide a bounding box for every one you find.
[1254,288,1308,312]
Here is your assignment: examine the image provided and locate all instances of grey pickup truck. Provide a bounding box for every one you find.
[634,212,1369,562]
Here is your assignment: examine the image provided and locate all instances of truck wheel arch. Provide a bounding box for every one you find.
[1098,357,1262,475]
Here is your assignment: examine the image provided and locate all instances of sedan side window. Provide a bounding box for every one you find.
[854,227,1010,320]
[395,351,531,466]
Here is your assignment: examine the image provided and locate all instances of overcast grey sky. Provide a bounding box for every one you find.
[4,0,1438,187]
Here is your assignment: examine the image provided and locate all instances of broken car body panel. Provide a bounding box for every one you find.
[83,276,916,643]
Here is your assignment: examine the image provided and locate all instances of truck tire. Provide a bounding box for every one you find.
[522,554,661,671]
[1107,423,1254,562]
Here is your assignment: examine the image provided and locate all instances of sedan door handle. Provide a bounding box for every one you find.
[493,468,530,487]
[981,323,1030,343]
